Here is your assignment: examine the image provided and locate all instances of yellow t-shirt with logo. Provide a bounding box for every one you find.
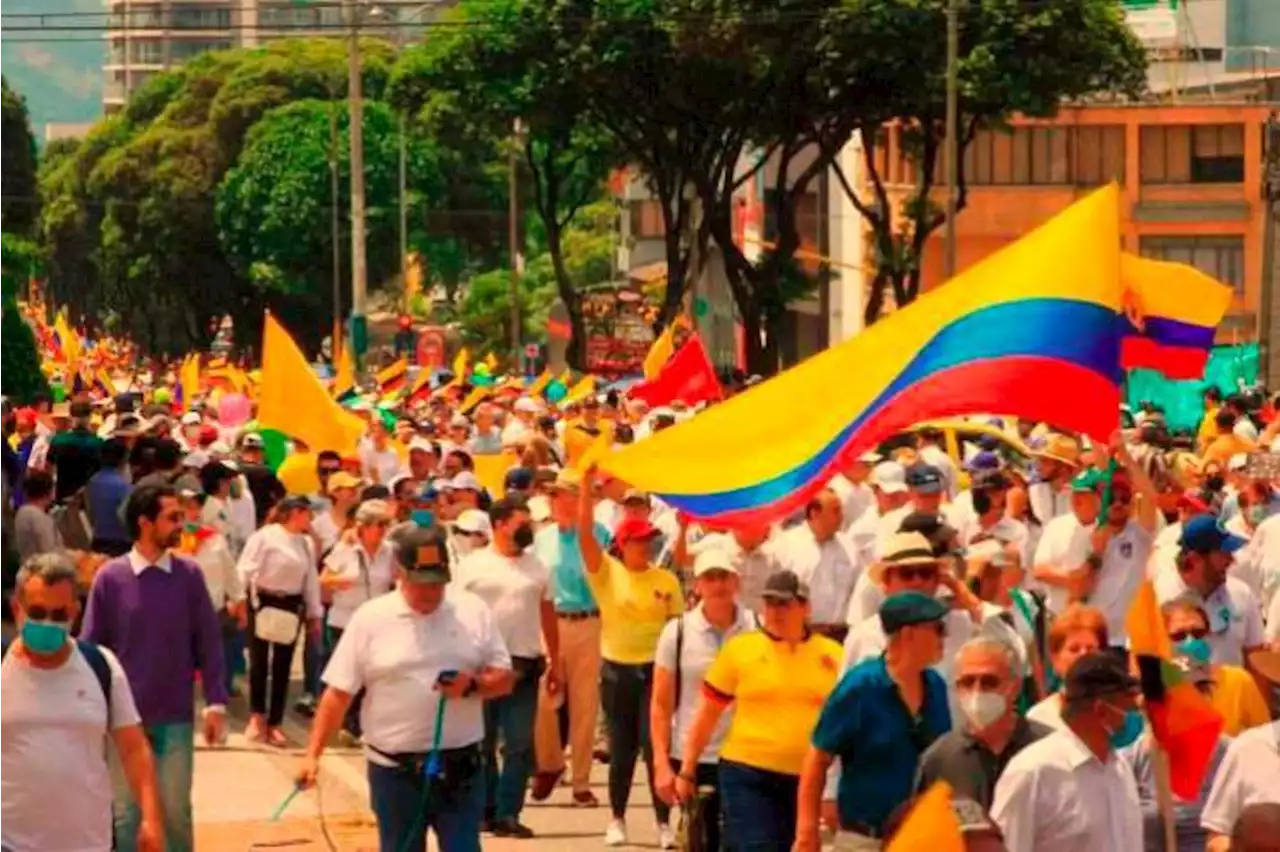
[585,554,683,664]
[703,630,843,776]
[1212,664,1272,737]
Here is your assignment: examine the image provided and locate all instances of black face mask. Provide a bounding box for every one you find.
[972,489,993,516]
[1206,475,1225,492]
[513,523,535,550]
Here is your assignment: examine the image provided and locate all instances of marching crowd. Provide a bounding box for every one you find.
[2,379,1280,852]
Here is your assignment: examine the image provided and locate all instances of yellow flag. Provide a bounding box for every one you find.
[258,313,366,454]
[483,351,499,372]
[526,370,551,397]
[179,354,201,408]
[643,323,677,379]
[561,375,596,408]
[453,347,470,377]
[55,309,82,365]
[459,386,491,414]
[556,368,573,386]
[333,339,356,398]
[885,782,965,852]
[473,452,518,496]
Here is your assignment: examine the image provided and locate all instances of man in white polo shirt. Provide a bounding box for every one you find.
[298,525,513,852]
[2,554,164,852]
[455,495,559,838]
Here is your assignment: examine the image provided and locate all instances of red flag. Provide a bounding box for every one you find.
[628,335,723,408]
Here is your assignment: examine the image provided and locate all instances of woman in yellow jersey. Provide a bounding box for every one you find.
[579,467,684,848]
[675,569,842,852]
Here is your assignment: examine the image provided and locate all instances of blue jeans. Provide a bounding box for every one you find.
[113,722,195,852]
[367,751,486,852]
[719,759,799,852]
[482,661,540,820]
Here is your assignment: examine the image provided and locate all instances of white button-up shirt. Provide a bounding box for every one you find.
[454,545,551,659]
[323,540,396,630]
[992,725,1143,852]
[777,524,859,625]
[322,588,512,758]
[1201,720,1280,836]
[236,524,322,619]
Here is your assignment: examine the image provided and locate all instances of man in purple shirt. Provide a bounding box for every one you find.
[81,483,228,852]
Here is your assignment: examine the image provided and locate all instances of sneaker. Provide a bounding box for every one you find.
[571,789,599,808]
[293,694,317,718]
[491,818,535,839]
[658,822,676,850]
[530,769,562,802]
[604,819,627,847]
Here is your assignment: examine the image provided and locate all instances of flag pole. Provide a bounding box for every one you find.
[1151,740,1178,852]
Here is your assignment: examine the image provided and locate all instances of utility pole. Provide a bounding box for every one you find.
[399,113,408,311]
[346,0,368,362]
[943,0,960,280]
[508,120,523,352]
[330,102,342,350]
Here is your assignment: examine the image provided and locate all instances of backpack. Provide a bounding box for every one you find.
[52,487,94,551]
[2,636,113,718]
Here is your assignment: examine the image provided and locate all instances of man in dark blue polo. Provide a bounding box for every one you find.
[794,591,952,852]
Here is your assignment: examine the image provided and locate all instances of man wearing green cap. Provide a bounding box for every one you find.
[1032,432,1158,647]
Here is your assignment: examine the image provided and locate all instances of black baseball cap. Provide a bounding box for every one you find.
[1063,652,1140,702]
[905,463,944,494]
[761,570,809,604]
[393,525,451,584]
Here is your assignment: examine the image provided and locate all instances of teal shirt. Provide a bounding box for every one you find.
[533,522,611,614]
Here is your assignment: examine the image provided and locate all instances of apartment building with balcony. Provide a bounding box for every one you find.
[866,102,1274,363]
[104,1,236,110]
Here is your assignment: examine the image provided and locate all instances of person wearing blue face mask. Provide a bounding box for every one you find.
[991,652,1144,852]
[1162,599,1270,737]
[2,553,164,852]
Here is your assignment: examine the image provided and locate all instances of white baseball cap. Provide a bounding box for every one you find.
[449,471,482,492]
[872,461,908,493]
[514,397,539,414]
[454,509,492,537]
[180,411,201,426]
[693,549,739,577]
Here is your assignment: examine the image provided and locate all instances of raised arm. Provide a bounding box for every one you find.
[578,467,604,574]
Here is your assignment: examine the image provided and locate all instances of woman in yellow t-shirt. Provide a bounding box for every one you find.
[675,569,842,851]
[579,467,683,846]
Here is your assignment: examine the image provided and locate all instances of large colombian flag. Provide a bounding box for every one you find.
[599,184,1127,526]
[1119,254,1233,380]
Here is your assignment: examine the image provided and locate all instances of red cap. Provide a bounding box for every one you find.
[1178,489,1211,514]
[196,424,219,447]
[613,517,660,547]
[14,408,37,428]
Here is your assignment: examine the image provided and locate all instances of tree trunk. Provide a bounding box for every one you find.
[546,220,587,371]
[864,270,892,325]
[739,295,770,376]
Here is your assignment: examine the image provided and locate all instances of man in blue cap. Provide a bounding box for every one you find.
[1154,514,1264,670]
[795,590,952,851]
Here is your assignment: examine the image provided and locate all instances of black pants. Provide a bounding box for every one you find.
[672,759,721,852]
[601,660,670,824]
[327,626,363,735]
[248,592,303,727]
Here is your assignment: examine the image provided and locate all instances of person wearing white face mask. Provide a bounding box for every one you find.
[914,637,1053,810]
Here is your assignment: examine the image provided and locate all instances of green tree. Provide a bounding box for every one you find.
[391,0,619,369]
[1,233,50,403]
[2,77,40,237]
[216,99,445,350]
[812,0,1147,322]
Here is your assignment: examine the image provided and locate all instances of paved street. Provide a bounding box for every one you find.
[195,696,666,851]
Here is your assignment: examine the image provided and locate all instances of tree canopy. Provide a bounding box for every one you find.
[2,77,40,237]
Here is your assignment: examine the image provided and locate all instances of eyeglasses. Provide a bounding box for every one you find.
[889,566,939,583]
[1169,627,1209,642]
[956,673,1003,691]
[25,606,71,622]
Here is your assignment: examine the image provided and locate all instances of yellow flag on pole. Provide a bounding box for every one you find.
[885,782,965,852]
[643,324,677,379]
[333,338,356,399]
[258,313,365,454]
[453,348,470,378]
[179,354,201,408]
[526,370,551,397]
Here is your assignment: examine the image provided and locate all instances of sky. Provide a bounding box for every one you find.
[2,0,105,136]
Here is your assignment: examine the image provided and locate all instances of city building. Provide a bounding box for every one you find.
[864,101,1276,366]
[1124,0,1279,94]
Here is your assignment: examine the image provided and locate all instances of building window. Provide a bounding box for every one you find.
[126,6,165,29]
[629,199,664,240]
[171,5,232,30]
[170,40,232,62]
[1073,126,1126,185]
[1140,236,1245,296]
[130,40,165,64]
[1140,124,1244,184]
[108,40,127,65]
[261,4,321,27]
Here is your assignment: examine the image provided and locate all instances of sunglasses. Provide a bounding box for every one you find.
[25,606,72,622]
[889,566,939,582]
[956,673,1003,691]
[1169,627,1209,642]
